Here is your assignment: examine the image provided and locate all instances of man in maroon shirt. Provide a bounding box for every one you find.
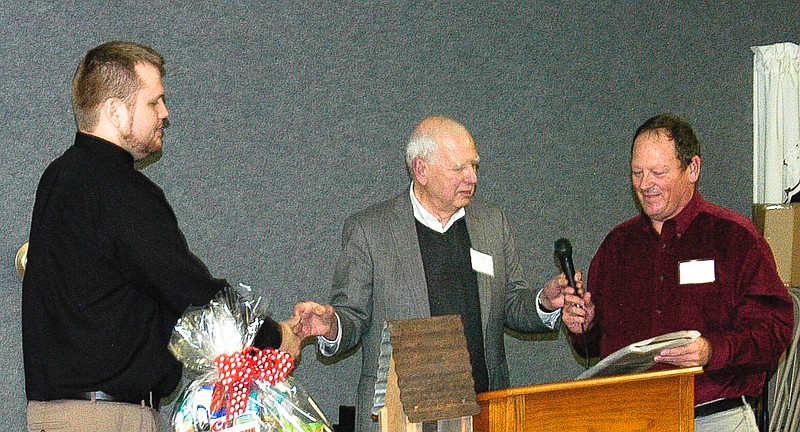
[562,113,794,431]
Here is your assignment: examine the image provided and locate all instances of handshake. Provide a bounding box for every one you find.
[276,302,338,360]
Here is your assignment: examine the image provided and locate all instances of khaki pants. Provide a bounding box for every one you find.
[27,400,161,432]
[694,401,759,432]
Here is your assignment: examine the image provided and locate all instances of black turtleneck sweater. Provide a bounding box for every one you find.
[22,132,280,404]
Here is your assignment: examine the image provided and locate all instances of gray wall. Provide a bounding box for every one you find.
[2,1,797,429]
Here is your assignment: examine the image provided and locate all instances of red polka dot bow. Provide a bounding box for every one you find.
[213,346,295,422]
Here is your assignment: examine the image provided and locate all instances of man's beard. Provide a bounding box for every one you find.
[119,120,161,161]
[123,132,159,159]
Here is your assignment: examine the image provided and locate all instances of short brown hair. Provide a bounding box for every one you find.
[632,113,701,168]
[71,41,164,131]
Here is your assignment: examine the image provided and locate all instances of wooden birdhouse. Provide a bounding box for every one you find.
[372,315,481,432]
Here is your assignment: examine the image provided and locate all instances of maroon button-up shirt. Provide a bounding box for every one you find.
[574,192,794,404]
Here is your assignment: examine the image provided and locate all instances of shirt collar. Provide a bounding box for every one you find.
[639,190,704,237]
[75,132,135,166]
[670,190,703,235]
[409,182,466,233]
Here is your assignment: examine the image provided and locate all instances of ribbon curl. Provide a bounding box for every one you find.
[212,346,295,423]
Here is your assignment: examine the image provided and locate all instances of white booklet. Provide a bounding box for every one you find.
[575,330,701,380]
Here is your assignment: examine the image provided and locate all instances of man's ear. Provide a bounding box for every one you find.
[411,157,427,185]
[101,97,128,130]
[688,155,701,183]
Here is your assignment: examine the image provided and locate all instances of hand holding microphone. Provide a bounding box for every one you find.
[554,238,581,297]
[554,238,593,335]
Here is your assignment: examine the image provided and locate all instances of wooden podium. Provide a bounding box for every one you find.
[473,367,702,432]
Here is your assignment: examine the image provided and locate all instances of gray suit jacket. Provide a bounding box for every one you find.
[330,191,553,432]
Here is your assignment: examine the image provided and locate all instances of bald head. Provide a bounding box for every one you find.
[405,115,473,170]
[416,115,470,137]
[406,115,480,223]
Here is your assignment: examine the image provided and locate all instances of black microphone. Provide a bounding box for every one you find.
[554,238,578,294]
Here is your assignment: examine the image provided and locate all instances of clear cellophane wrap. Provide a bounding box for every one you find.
[169,286,330,432]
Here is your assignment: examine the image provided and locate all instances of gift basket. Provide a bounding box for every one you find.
[169,285,331,432]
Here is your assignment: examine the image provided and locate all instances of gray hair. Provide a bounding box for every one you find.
[405,115,469,172]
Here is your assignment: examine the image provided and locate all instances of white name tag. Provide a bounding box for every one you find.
[470,248,494,277]
[679,259,715,284]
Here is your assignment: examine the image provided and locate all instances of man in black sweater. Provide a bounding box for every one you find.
[22,41,298,432]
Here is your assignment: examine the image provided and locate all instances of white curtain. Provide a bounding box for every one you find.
[752,42,800,204]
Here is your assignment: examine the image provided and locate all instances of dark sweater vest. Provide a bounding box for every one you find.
[415,218,489,393]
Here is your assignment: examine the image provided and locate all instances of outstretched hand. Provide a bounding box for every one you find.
[293,301,338,341]
[278,317,302,359]
[541,270,583,311]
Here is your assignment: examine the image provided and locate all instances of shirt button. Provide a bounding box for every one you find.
[656,309,662,315]
[659,275,664,281]
[662,243,667,249]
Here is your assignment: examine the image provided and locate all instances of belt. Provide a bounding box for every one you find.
[68,390,159,409]
[694,396,748,418]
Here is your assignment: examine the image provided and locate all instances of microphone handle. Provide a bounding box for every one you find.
[559,256,579,296]
[561,258,575,286]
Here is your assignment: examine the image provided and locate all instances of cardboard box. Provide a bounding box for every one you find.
[753,203,800,287]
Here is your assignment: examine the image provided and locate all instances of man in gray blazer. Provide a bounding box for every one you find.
[296,115,573,432]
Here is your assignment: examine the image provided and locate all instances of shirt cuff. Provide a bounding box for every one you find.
[536,289,562,330]
[317,312,342,356]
